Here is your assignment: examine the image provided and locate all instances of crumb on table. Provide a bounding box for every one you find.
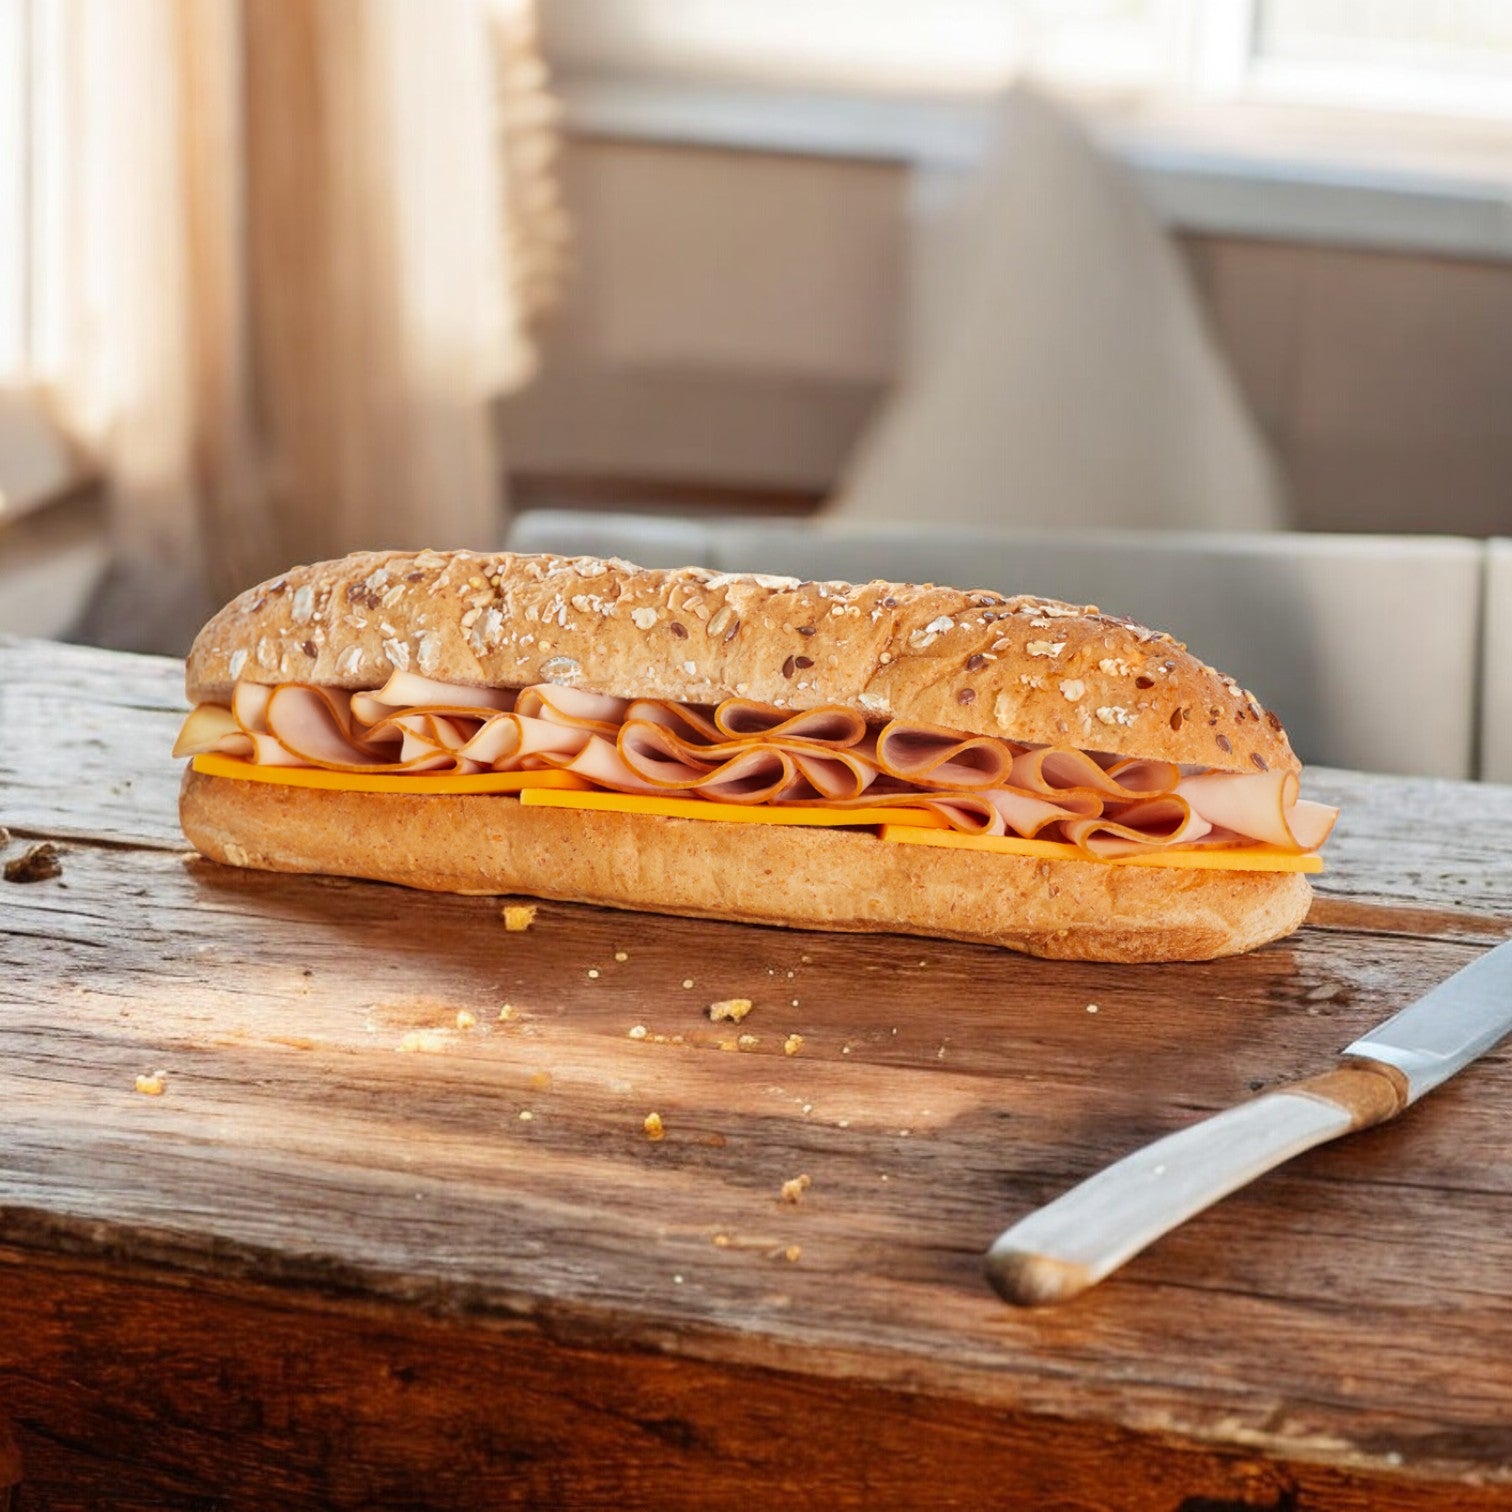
[501,903,537,932]
[780,1173,812,1204]
[4,842,63,884]
[395,1029,449,1054]
[643,1111,666,1142]
[134,1070,167,1096]
[783,1033,804,1056]
[455,1009,477,1030]
[707,998,753,1023]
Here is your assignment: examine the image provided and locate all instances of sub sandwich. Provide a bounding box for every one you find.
[174,549,1336,962]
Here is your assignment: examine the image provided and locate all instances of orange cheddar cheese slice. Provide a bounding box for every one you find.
[191,754,590,796]
[879,824,1323,873]
[519,786,950,828]
[192,758,1323,871]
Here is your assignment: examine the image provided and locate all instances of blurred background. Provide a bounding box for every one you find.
[3,0,1511,776]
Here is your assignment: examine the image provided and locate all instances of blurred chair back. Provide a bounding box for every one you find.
[507,511,1484,778]
[1483,541,1512,785]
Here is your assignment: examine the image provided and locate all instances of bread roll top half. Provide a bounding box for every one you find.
[185,549,1298,776]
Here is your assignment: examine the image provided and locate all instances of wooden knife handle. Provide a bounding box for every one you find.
[985,1062,1408,1307]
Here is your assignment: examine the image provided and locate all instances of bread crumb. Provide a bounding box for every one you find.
[707,997,753,1023]
[780,1173,812,1204]
[628,1024,648,1040]
[1086,1003,1100,1013]
[396,1030,449,1053]
[455,1009,477,1030]
[528,1069,552,1091]
[497,1004,515,1021]
[737,1033,759,1050]
[682,978,695,989]
[134,1070,167,1096]
[518,1110,534,1122]
[784,1245,802,1263]
[586,968,599,979]
[711,1233,732,1248]
[783,1033,804,1056]
[502,903,537,931]
[643,1111,665,1141]
[4,842,62,884]
[614,950,629,962]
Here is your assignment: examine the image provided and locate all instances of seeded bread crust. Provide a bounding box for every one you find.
[180,772,1312,962]
[184,549,1298,775]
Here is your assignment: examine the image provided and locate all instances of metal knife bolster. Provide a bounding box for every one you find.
[1289,1058,1410,1130]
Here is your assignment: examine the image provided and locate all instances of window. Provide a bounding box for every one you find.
[542,0,1512,119]
[1250,0,1512,116]
[0,0,66,390]
[0,0,81,519]
[0,0,31,381]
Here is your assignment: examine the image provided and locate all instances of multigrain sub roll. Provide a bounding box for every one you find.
[174,549,1336,962]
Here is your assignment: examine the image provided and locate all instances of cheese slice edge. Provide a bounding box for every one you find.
[192,756,1323,870]
[190,754,589,795]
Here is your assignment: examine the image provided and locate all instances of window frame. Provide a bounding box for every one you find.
[542,0,1512,121]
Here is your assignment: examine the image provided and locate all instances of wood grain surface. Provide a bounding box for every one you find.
[2,634,1510,1509]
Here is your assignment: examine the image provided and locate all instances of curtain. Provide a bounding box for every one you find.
[38,0,563,652]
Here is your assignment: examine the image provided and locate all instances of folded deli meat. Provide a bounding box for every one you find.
[174,549,1337,960]
[176,670,1335,862]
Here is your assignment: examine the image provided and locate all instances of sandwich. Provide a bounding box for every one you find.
[173,549,1336,962]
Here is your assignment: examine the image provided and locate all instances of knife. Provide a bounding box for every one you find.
[985,939,1512,1307]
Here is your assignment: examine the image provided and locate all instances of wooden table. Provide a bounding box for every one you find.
[2,635,1510,1510]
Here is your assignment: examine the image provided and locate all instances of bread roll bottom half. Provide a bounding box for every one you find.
[180,769,1312,963]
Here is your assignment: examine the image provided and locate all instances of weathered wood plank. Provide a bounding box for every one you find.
[5,1252,1509,1512]
[6,634,1512,1505]
[0,636,187,850]
[2,842,1510,1487]
[1310,766,1512,927]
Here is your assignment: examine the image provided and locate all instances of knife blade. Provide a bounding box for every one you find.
[985,939,1512,1307]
